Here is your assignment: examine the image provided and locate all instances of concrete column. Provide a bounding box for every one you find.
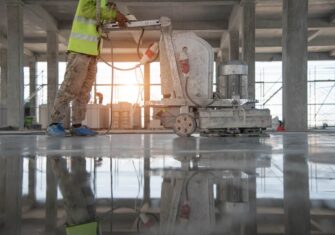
[143,135,151,205]
[283,134,310,235]
[282,0,308,131]
[144,63,150,129]
[245,169,257,235]
[4,156,23,235]
[46,157,57,232]
[225,171,244,234]
[47,30,59,123]
[229,30,239,61]
[28,156,36,207]
[0,157,6,216]
[6,0,25,129]
[0,48,7,107]
[0,48,8,127]
[29,57,37,117]
[241,0,256,100]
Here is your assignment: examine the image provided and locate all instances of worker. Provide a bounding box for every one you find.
[51,157,97,233]
[95,92,104,104]
[276,120,285,132]
[47,0,128,136]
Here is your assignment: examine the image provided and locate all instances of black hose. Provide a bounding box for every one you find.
[99,56,141,71]
[137,28,145,59]
[185,76,216,108]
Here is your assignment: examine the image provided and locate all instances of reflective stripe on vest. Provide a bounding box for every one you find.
[74,15,97,26]
[70,32,98,43]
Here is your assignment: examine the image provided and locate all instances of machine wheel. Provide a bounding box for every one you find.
[173,114,197,137]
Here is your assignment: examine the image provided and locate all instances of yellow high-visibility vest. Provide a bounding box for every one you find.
[68,0,116,56]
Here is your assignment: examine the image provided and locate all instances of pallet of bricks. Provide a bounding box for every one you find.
[111,102,141,129]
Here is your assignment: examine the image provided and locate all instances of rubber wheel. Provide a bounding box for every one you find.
[173,114,197,137]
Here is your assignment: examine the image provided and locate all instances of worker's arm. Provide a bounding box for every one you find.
[81,0,117,20]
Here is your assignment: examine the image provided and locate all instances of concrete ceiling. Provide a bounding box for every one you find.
[1,0,335,61]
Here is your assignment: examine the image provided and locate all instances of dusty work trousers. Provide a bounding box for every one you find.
[51,157,96,225]
[51,52,97,125]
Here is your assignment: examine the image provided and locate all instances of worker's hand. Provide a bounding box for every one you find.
[116,11,128,28]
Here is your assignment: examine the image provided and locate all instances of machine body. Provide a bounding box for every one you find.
[104,17,272,136]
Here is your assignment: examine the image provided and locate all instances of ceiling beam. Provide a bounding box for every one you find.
[257,52,335,61]
[57,18,335,31]
[329,13,335,23]
[24,37,46,43]
[36,52,141,62]
[308,29,320,42]
[257,36,335,47]
[20,34,335,51]
[256,18,335,30]
[256,0,335,5]
[36,51,335,63]
[59,20,229,31]
[24,48,34,57]
[0,32,36,57]
[23,3,67,45]
[202,35,335,49]
[25,0,239,6]
[24,5,57,31]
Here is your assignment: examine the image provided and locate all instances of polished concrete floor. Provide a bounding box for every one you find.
[0,132,335,235]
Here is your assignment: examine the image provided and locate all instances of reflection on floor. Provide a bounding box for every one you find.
[0,133,335,235]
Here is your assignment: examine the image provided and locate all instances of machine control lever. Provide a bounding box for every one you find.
[103,19,161,31]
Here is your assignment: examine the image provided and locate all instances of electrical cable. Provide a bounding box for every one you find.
[185,76,216,108]
[99,56,141,71]
[100,29,160,134]
[99,29,158,72]
[137,28,160,62]
[132,160,142,211]
[105,42,115,134]
[134,67,144,105]
[110,157,114,233]
[185,171,216,201]
[137,28,145,59]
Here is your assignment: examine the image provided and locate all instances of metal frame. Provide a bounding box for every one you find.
[104,17,272,136]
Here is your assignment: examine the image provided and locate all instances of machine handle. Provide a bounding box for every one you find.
[103,19,161,31]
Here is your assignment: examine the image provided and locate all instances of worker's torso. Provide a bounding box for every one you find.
[68,0,107,56]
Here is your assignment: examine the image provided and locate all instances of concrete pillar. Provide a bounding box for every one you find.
[29,57,37,117]
[241,0,256,100]
[28,156,36,207]
[0,48,8,127]
[144,63,150,129]
[4,156,23,235]
[245,169,257,235]
[143,135,151,205]
[46,157,57,233]
[0,157,6,216]
[0,48,7,107]
[283,134,310,235]
[229,30,239,61]
[282,0,308,131]
[225,171,244,234]
[6,0,25,129]
[47,30,59,123]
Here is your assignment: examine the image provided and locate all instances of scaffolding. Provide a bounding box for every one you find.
[255,62,335,128]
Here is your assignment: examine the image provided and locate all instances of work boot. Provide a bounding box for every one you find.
[46,123,66,137]
[70,125,97,136]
